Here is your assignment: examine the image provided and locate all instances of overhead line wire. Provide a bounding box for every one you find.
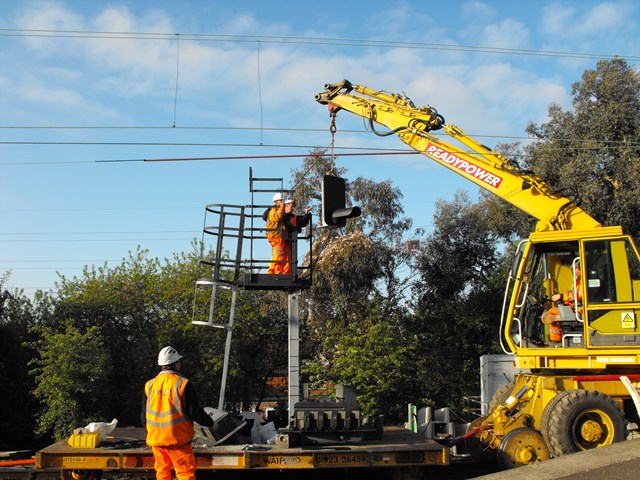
[0,28,637,61]
[0,149,419,165]
[0,238,190,243]
[2,142,637,166]
[257,41,264,144]
[172,34,180,127]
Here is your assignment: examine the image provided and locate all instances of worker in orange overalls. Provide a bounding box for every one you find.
[265,193,287,274]
[542,261,582,343]
[143,346,213,480]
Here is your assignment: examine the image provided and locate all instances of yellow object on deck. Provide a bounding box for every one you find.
[67,432,101,448]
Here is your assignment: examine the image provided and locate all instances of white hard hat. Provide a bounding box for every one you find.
[272,193,284,202]
[285,198,295,205]
[158,346,182,366]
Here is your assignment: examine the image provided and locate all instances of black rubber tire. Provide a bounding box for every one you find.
[488,381,516,413]
[540,390,574,457]
[541,389,625,456]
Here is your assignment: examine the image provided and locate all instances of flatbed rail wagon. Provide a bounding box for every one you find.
[27,426,449,479]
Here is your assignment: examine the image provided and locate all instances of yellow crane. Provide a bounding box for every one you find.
[316,80,640,469]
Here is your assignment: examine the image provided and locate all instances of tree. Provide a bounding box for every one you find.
[30,322,114,440]
[0,274,53,449]
[52,247,181,427]
[322,302,416,422]
[483,58,640,241]
[36,244,293,428]
[409,191,504,417]
[415,191,499,302]
[349,177,419,315]
[288,153,423,420]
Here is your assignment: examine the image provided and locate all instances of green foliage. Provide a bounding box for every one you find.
[326,303,417,422]
[349,177,413,240]
[415,191,499,302]
[484,58,640,242]
[410,191,504,418]
[0,274,51,449]
[312,231,381,317]
[30,321,114,440]
[53,247,184,426]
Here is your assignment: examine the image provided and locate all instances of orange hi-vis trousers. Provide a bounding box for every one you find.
[151,444,196,480]
[268,240,291,274]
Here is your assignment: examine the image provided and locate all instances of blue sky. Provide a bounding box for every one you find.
[1,0,639,295]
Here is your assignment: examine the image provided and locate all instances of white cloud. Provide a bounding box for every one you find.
[15,78,122,122]
[462,1,496,21]
[0,2,583,145]
[362,1,438,41]
[22,83,83,106]
[43,66,82,82]
[16,0,84,30]
[470,64,567,136]
[541,1,634,39]
[482,19,530,50]
[218,13,265,35]
[90,5,173,33]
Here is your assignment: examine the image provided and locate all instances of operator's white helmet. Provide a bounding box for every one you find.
[158,346,183,366]
[272,193,284,202]
[285,198,295,205]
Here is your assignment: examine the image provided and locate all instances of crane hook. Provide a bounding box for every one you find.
[329,111,337,134]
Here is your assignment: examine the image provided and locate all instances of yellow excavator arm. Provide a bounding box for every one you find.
[315,80,600,232]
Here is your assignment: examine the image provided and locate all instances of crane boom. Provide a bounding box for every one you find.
[315,79,600,232]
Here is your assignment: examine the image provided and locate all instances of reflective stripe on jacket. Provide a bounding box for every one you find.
[145,371,194,447]
[266,205,285,244]
[549,322,563,342]
[562,279,583,314]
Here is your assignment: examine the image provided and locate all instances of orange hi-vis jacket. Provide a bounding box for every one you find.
[144,371,195,447]
[266,204,285,245]
[266,204,288,274]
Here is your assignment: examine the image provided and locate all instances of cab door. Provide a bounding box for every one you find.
[582,237,640,347]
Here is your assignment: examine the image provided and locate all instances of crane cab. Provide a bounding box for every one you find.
[502,226,640,371]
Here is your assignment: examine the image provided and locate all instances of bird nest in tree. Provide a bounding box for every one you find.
[315,231,379,294]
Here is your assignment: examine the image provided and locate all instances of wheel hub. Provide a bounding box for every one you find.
[497,427,550,469]
[580,419,603,442]
[515,445,535,463]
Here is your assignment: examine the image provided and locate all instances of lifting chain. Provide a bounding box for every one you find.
[329,110,337,164]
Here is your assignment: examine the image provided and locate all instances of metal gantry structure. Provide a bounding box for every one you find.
[192,168,312,417]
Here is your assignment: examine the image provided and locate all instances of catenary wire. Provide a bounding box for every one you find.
[1,28,638,62]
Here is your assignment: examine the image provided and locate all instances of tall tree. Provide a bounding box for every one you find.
[30,322,114,440]
[483,58,640,241]
[349,177,419,315]
[28,243,294,438]
[0,274,53,449]
[289,153,421,420]
[52,247,182,428]
[410,191,504,417]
